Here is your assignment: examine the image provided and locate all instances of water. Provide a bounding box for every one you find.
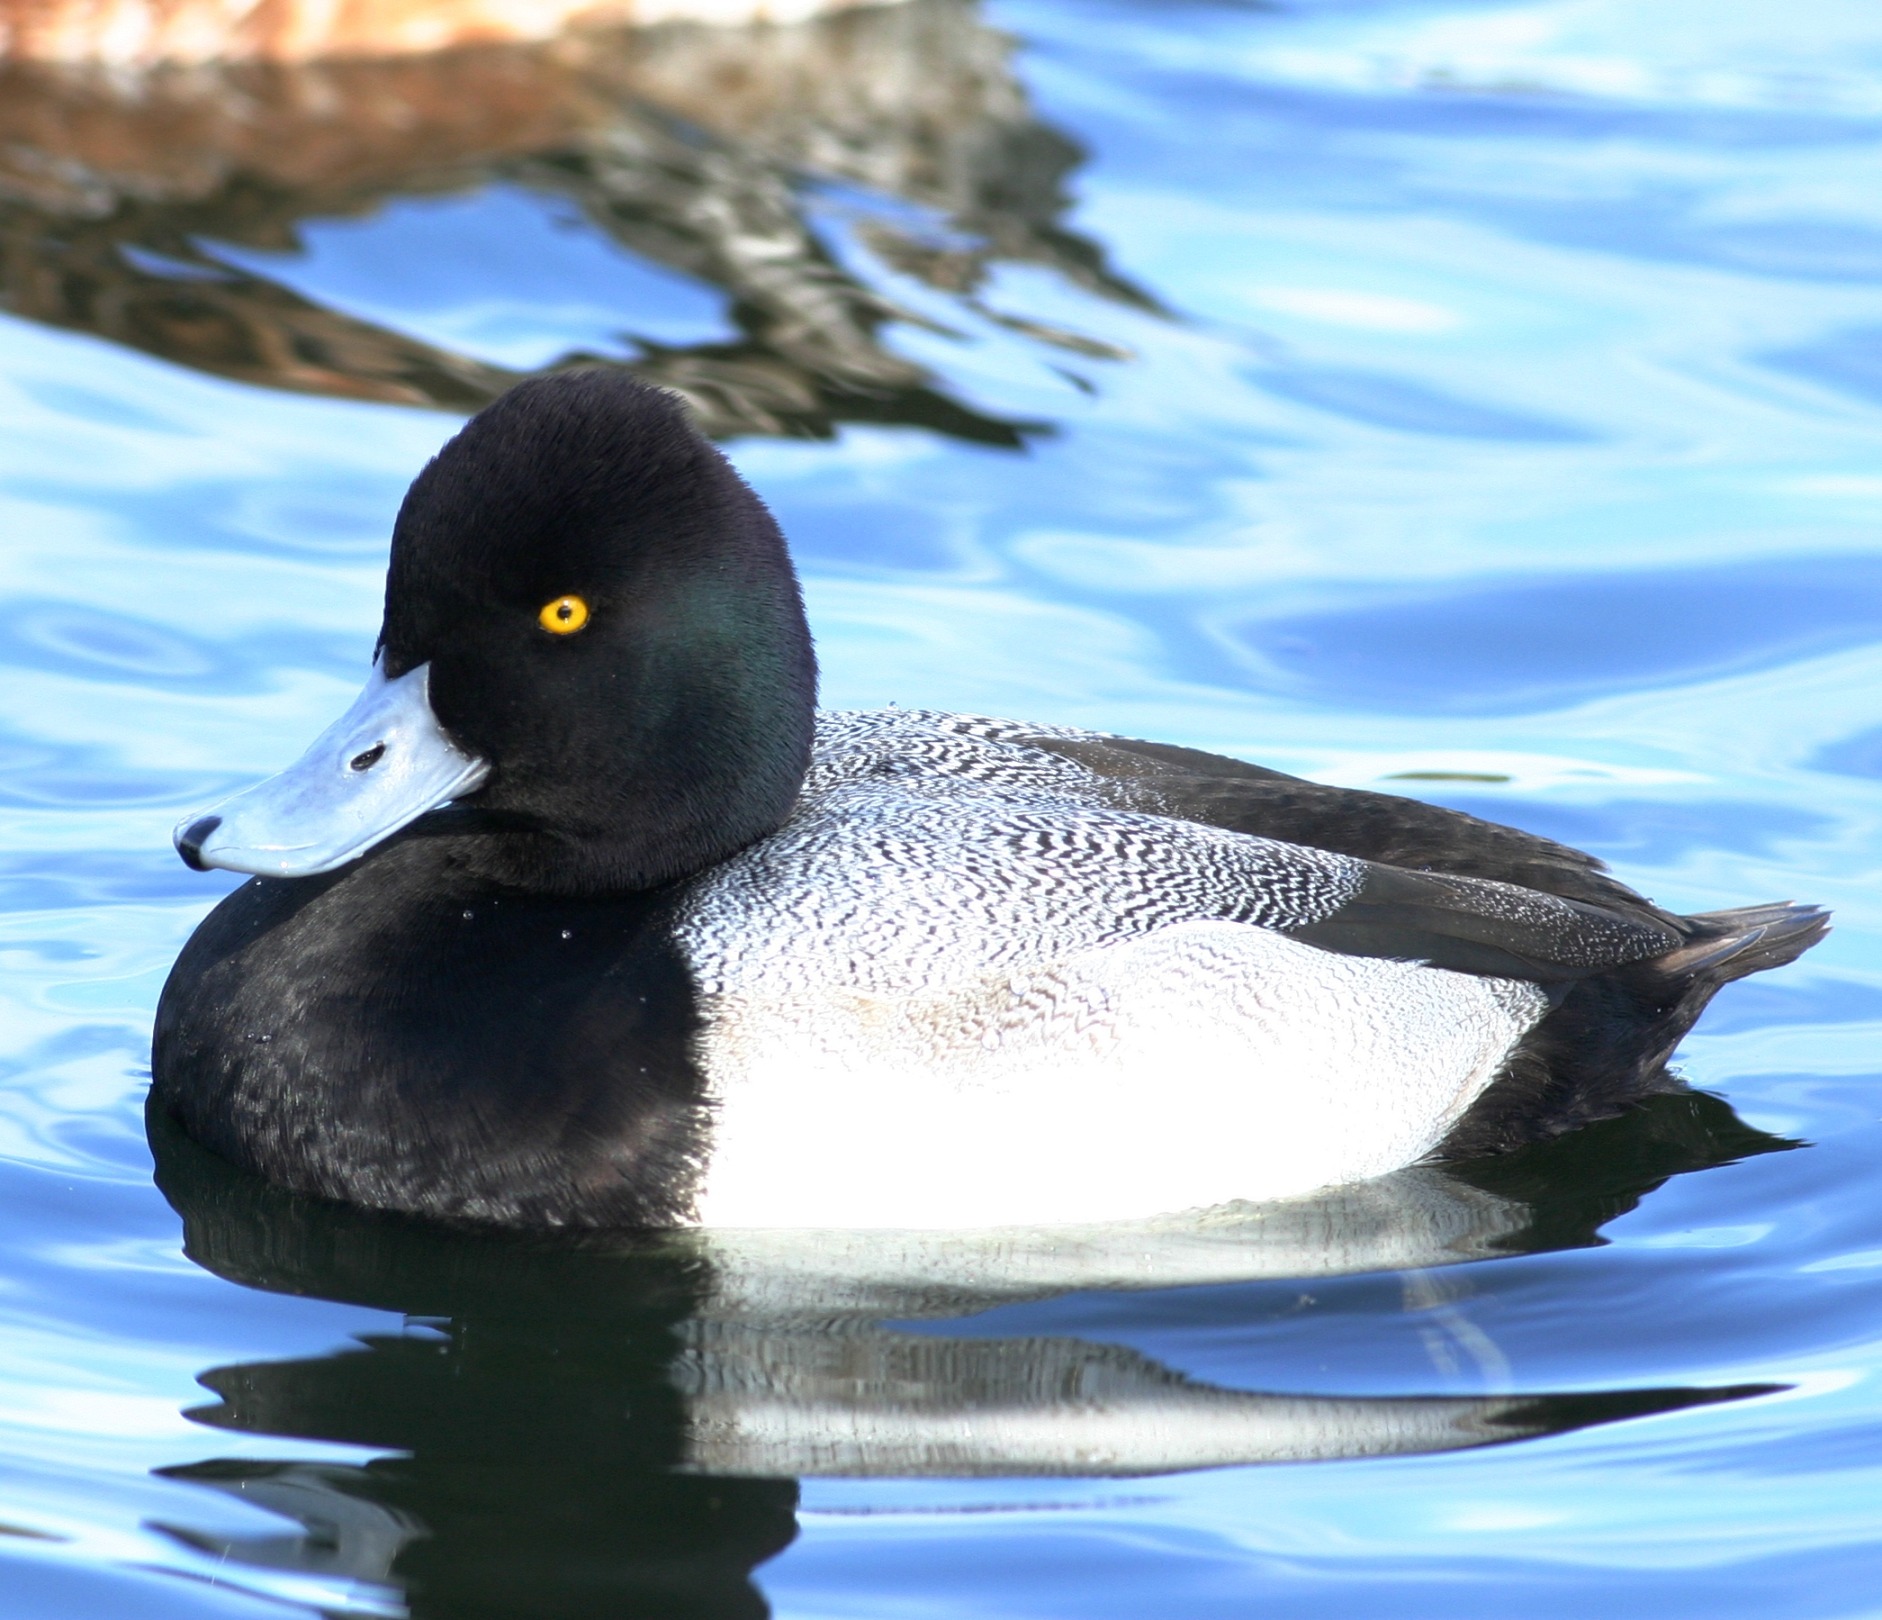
[3,0,1882,1612]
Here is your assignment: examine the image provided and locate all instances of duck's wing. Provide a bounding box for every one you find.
[1017,730,1680,933]
[803,712,1683,982]
[1280,859,1678,981]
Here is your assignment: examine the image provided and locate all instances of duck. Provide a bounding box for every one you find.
[151,368,1830,1231]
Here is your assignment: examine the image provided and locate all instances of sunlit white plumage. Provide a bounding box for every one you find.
[676,710,1549,1227]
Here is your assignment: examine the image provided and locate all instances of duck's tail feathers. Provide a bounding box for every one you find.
[1651,902,1831,984]
[1437,901,1829,1161]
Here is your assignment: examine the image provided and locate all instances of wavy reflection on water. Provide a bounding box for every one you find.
[0,0,1151,443]
[146,1094,1785,1618]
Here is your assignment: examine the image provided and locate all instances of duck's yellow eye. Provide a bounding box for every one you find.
[538,595,590,635]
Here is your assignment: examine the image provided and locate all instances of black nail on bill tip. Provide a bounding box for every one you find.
[177,815,222,871]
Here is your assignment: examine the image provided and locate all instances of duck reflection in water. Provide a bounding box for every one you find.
[147,1093,1785,1620]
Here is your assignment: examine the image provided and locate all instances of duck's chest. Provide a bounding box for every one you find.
[151,850,708,1227]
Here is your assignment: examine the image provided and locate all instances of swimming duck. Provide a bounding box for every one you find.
[152,370,1829,1230]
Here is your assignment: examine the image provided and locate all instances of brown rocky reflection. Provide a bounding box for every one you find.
[0,0,1159,441]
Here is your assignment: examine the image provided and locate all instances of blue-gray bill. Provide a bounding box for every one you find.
[172,660,490,878]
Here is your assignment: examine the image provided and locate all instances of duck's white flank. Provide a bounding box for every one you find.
[689,923,1543,1227]
[675,711,1551,1229]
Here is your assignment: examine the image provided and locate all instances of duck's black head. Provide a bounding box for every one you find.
[173,371,817,894]
[382,372,817,890]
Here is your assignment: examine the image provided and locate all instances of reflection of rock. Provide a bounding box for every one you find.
[142,1092,1784,1615]
[0,0,894,68]
[0,0,1149,440]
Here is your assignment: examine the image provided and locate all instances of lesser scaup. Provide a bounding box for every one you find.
[152,370,1828,1229]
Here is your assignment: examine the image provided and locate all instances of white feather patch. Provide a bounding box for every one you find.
[690,922,1546,1228]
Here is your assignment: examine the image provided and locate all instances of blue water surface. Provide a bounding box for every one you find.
[4,0,1882,1614]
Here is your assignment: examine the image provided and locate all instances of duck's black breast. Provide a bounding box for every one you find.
[151,827,707,1228]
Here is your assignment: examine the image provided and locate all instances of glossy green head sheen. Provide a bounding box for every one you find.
[379,370,818,895]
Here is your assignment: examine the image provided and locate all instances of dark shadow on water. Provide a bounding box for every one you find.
[146,1092,1786,1618]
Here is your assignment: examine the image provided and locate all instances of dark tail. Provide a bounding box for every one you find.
[1651,902,1833,983]
[1438,901,1830,1160]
